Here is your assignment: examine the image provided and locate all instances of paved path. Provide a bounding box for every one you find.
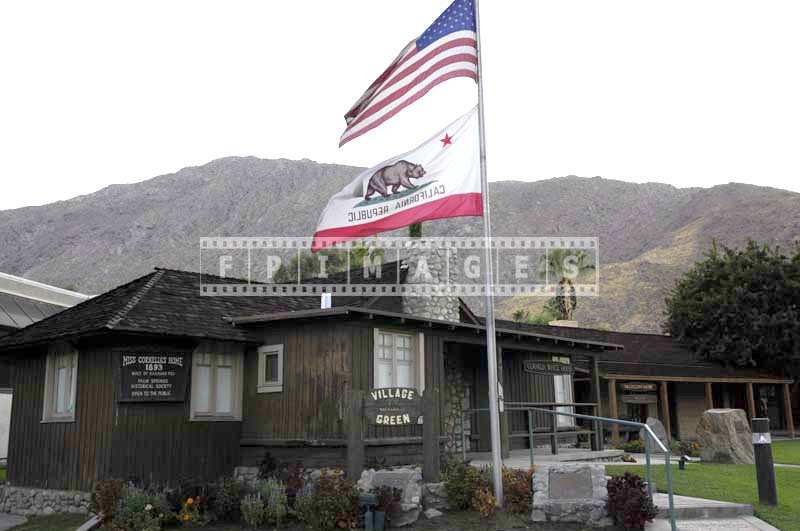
[648,515,779,530]
[0,514,26,531]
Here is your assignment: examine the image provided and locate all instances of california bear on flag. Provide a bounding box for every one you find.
[313,107,481,251]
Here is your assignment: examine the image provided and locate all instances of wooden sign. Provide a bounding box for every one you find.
[364,387,422,426]
[523,359,574,376]
[620,382,657,393]
[119,352,189,402]
[621,394,658,404]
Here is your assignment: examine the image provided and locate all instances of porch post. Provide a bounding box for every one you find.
[347,390,365,480]
[422,387,441,481]
[705,382,714,411]
[746,382,757,420]
[783,383,796,439]
[659,381,672,442]
[608,378,620,444]
[589,356,603,450]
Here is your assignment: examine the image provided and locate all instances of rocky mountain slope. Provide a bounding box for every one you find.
[1,157,798,332]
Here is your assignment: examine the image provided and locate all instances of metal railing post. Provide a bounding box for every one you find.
[527,409,535,468]
[664,449,677,531]
[644,441,653,498]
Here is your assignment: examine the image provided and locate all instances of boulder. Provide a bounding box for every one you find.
[696,409,754,464]
[422,482,449,510]
[372,467,423,527]
[639,417,669,454]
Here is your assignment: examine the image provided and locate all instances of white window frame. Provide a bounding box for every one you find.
[257,344,284,393]
[373,329,424,390]
[190,342,243,421]
[42,343,78,423]
[552,355,575,428]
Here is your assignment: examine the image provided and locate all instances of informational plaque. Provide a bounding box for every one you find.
[364,387,422,426]
[119,352,189,402]
[523,359,574,376]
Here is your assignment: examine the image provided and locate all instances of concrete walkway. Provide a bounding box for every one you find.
[0,514,27,531]
[648,515,779,530]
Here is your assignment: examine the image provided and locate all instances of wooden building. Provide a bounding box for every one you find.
[0,267,793,492]
[494,322,797,443]
[0,268,618,490]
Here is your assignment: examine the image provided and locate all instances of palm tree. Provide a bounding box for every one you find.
[538,249,595,321]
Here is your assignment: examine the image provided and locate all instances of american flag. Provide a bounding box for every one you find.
[339,0,478,147]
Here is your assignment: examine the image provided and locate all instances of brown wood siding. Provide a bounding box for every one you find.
[502,350,557,435]
[7,337,241,490]
[243,321,352,441]
[243,321,446,444]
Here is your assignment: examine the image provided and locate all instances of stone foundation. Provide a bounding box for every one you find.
[0,486,92,516]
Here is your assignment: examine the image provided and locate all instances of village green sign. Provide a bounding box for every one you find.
[364,387,422,426]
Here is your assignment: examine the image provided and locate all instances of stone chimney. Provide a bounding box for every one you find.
[400,243,459,322]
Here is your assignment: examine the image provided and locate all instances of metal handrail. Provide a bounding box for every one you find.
[456,405,677,531]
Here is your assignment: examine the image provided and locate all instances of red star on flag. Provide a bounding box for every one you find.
[440,133,453,147]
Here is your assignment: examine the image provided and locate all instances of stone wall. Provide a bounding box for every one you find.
[0,485,92,516]
[400,245,459,322]
[442,353,472,455]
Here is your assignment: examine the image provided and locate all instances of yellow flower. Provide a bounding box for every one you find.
[186,497,194,505]
[183,514,190,522]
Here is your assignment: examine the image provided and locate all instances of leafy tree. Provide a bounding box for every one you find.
[664,241,800,377]
[538,249,596,320]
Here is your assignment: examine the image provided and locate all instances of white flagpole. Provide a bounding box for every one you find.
[473,0,504,506]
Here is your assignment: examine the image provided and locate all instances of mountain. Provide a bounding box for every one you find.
[1,156,798,332]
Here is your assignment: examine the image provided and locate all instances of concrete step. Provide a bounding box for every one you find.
[648,515,779,530]
[654,493,753,520]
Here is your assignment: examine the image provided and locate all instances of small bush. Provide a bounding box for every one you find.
[613,439,646,453]
[294,469,359,531]
[257,478,288,527]
[112,487,170,531]
[607,473,659,530]
[176,496,209,528]
[213,476,248,522]
[472,486,496,518]
[671,439,701,458]
[375,485,402,522]
[92,479,125,524]
[240,494,266,529]
[258,452,278,480]
[442,461,486,510]
[503,467,533,515]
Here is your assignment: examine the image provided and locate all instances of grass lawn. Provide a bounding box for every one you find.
[607,463,800,531]
[9,514,88,531]
[0,467,6,481]
[773,439,800,465]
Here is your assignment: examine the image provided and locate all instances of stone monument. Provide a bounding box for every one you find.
[530,464,612,527]
[639,417,669,454]
[696,409,754,464]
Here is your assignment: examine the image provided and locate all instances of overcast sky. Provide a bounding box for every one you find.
[1,0,799,210]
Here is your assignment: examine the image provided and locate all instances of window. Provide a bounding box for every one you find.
[42,342,78,423]
[190,342,243,421]
[552,355,575,428]
[374,329,423,389]
[258,344,284,393]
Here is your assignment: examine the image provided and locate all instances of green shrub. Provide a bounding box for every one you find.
[240,494,266,529]
[213,476,248,522]
[294,470,358,531]
[92,479,125,525]
[112,487,170,531]
[671,439,701,458]
[613,439,646,453]
[256,478,288,527]
[442,461,487,510]
[606,473,658,530]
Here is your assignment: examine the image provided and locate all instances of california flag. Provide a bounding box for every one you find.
[313,107,481,250]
